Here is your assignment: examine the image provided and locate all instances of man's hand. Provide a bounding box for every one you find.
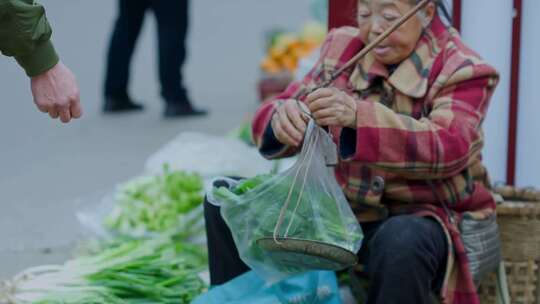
[306,88,357,128]
[31,62,82,123]
[271,99,310,147]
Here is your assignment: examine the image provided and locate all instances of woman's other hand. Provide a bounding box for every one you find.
[271,99,310,147]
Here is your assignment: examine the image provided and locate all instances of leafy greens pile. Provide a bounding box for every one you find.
[105,166,204,238]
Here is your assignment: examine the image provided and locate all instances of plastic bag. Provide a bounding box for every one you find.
[77,132,272,242]
[145,132,273,178]
[210,121,363,283]
[192,270,342,304]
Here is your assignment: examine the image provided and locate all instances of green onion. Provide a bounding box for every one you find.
[4,237,207,303]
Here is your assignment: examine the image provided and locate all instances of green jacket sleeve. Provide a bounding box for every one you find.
[0,0,59,77]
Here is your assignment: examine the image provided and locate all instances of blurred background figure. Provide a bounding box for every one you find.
[103,0,207,118]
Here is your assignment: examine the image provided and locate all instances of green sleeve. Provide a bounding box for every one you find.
[0,0,59,77]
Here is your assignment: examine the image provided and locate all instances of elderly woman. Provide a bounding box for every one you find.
[204,0,499,303]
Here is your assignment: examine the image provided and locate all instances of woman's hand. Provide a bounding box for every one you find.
[271,99,310,147]
[306,88,357,128]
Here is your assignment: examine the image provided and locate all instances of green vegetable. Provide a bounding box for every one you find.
[5,236,207,304]
[232,174,272,195]
[104,165,204,238]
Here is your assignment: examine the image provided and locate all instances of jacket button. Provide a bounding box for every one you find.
[371,176,385,194]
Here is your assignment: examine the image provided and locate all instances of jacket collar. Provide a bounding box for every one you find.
[349,15,449,98]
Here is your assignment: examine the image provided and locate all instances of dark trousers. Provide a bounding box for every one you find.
[104,0,189,103]
[204,197,448,304]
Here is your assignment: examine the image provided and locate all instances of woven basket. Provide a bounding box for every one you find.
[478,186,540,304]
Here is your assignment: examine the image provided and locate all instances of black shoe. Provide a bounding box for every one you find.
[103,97,144,113]
[163,103,208,118]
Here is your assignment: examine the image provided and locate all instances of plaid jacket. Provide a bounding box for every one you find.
[252,16,499,304]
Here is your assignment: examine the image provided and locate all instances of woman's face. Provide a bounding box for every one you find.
[357,0,435,65]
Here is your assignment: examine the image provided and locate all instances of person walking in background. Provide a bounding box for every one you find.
[0,0,83,123]
[103,0,207,118]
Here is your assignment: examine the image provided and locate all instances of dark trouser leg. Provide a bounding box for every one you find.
[362,215,448,304]
[104,0,149,99]
[150,0,189,104]
[204,181,250,285]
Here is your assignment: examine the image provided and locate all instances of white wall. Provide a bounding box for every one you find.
[460,0,514,185]
[516,0,540,187]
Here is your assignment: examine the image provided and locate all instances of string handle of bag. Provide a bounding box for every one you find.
[273,121,319,243]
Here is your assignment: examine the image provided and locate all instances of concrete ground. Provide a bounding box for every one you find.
[0,0,313,279]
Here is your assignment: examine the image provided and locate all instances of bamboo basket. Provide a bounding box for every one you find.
[479,186,540,304]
